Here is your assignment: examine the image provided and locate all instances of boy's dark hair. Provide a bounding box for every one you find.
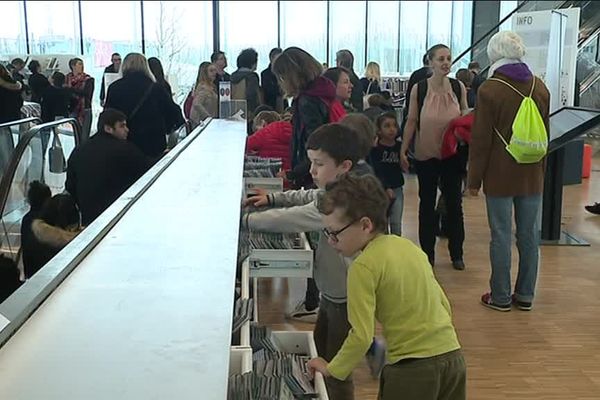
[456,68,473,87]
[318,173,389,233]
[111,52,121,59]
[336,50,354,70]
[367,93,390,109]
[468,61,480,70]
[306,124,361,166]
[323,67,350,86]
[51,71,65,87]
[237,48,258,69]
[11,58,25,67]
[339,113,376,159]
[28,60,41,74]
[375,111,399,133]
[211,51,225,63]
[97,108,127,133]
[27,181,51,212]
[39,193,80,229]
[269,47,283,59]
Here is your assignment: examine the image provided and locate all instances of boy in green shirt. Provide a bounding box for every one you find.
[307,174,466,400]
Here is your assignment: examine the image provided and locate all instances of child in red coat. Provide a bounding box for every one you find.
[246,111,293,171]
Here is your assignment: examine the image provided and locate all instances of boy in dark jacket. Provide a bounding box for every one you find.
[231,48,262,130]
[41,72,73,123]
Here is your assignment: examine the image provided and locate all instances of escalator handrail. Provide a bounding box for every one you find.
[0,117,41,130]
[580,68,600,94]
[578,24,600,48]
[0,118,82,220]
[452,0,573,67]
[452,0,533,66]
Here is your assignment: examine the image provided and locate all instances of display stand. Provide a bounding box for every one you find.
[541,106,600,246]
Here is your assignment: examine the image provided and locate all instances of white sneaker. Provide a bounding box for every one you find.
[285,300,319,323]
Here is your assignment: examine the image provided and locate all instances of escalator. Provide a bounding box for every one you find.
[453,0,600,112]
[0,119,82,267]
[0,117,41,178]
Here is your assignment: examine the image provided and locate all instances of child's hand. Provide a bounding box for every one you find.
[243,188,269,207]
[400,151,410,172]
[276,169,287,179]
[386,189,396,199]
[307,357,330,378]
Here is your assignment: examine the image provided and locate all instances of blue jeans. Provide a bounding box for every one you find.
[485,195,542,305]
[389,187,404,236]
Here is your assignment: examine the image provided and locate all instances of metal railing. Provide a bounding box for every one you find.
[0,117,41,131]
[0,118,82,220]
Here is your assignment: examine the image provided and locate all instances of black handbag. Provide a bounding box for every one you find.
[49,130,66,173]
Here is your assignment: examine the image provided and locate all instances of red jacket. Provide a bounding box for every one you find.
[246,121,293,171]
[441,113,474,159]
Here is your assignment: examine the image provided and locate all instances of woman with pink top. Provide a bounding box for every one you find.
[400,44,469,270]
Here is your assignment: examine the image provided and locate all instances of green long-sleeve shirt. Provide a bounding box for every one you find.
[327,235,461,380]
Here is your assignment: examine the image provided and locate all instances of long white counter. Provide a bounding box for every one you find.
[0,119,247,399]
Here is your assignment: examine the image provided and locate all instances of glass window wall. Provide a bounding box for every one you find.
[427,1,453,48]
[27,1,80,55]
[219,1,278,74]
[0,1,27,56]
[367,1,400,76]
[280,1,327,64]
[399,1,428,75]
[329,0,367,73]
[80,1,142,106]
[451,1,474,70]
[143,1,213,99]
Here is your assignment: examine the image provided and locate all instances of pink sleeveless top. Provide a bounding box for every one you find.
[415,87,461,161]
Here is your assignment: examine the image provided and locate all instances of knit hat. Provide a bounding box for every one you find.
[487,31,526,64]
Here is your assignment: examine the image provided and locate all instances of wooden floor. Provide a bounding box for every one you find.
[258,154,600,399]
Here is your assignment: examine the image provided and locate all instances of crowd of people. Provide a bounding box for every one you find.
[238,30,552,400]
[0,28,596,400]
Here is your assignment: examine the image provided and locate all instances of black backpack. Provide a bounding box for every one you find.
[416,78,462,128]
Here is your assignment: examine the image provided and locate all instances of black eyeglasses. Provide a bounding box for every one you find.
[322,220,358,243]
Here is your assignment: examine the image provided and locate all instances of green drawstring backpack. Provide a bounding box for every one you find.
[489,77,548,164]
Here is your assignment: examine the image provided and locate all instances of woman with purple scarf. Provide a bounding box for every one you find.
[467,31,550,312]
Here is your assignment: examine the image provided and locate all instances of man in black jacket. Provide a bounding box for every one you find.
[335,49,363,111]
[66,108,155,226]
[261,47,284,112]
[99,53,121,106]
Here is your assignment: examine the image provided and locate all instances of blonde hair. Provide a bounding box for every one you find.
[364,62,381,82]
[272,47,323,98]
[195,62,216,92]
[121,53,155,82]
